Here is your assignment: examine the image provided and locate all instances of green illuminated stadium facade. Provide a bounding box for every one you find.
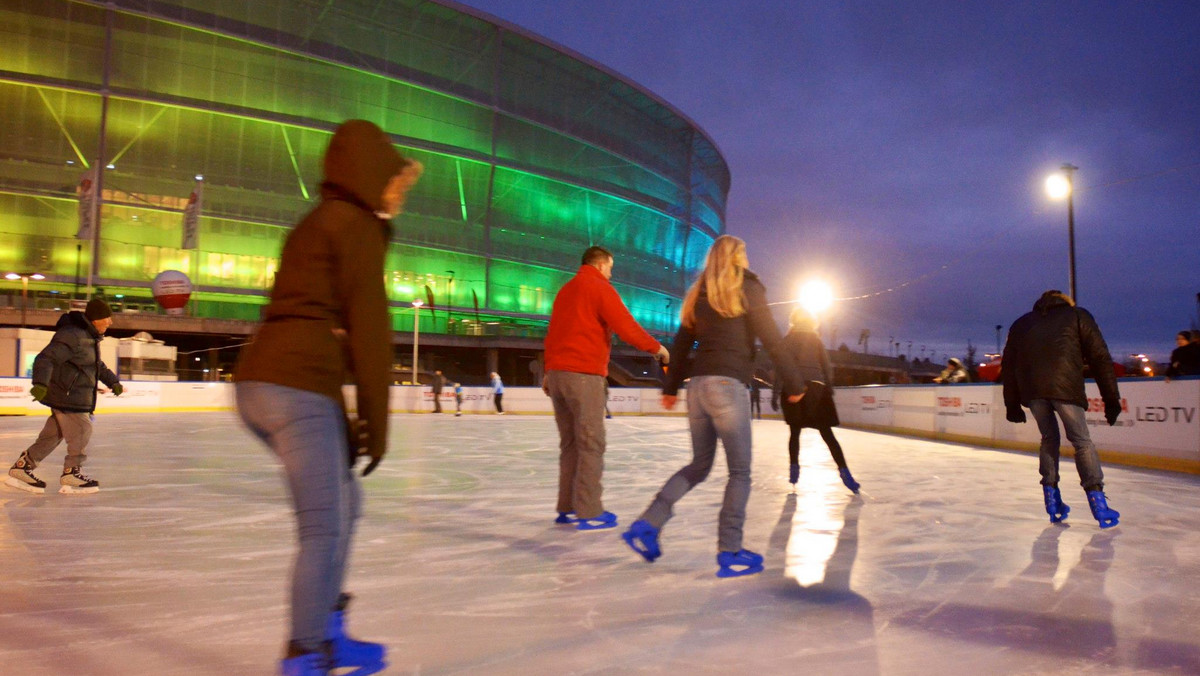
[0,0,728,367]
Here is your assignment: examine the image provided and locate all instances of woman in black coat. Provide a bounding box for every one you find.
[774,309,859,493]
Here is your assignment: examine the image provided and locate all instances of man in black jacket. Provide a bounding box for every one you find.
[5,298,122,495]
[1002,290,1121,528]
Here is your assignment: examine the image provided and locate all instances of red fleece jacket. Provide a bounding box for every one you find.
[544,265,662,376]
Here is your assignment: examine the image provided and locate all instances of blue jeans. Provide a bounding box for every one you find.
[640,376,753,552]
[236,381,362,649]
[1028,399,1104,491]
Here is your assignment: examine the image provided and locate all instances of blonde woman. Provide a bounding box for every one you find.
[623,235,804,577]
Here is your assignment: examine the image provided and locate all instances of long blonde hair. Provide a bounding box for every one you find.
[681,235,748,328]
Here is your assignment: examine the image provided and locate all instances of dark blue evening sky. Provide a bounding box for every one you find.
[454,0,1200,364]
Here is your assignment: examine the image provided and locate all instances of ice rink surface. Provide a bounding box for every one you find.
[2,411,1198,675]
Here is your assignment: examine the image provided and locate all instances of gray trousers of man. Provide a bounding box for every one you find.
[547,370,608,520]
[24,410,94,470]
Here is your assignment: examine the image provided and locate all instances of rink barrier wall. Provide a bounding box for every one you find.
[2,377,1195,474]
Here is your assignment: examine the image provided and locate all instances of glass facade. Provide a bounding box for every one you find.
[0,0,728,336]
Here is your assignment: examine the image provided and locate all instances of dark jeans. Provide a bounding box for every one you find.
[1028,398,1104,491]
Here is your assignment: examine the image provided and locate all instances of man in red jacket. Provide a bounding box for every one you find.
[544,246,670,530]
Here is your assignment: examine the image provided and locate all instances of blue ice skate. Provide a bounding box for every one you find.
[576,510,617,531]
[622,519,661,562]
[1086,490,1120,529]
[280,644,330,676]
[788,463,800,485]
[1042,485,1070,523]
[555,511,577,524]
[716,549,764,578]
[326,594,387,675]
[839,467,860,494]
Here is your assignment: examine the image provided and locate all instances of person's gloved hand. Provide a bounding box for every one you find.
[656,345,670,365]
[1006,405,1026,424]
[30,384,47,402]
[111,382,123,396]
[346,417,384,476]
[1104,399,1121,426]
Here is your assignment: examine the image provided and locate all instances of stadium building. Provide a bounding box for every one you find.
[0,0,728,384]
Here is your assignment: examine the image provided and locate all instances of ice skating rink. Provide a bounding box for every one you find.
[2,411,1198,676]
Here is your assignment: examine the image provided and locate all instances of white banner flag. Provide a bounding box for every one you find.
[76,167,97,240]
[181,178,203,250]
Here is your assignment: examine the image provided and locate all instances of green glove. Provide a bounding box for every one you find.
[30,384,47,401]
[111,382,124,396]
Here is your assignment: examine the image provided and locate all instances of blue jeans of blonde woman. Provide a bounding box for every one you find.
[236,381,362,650]
[639,376,753,552]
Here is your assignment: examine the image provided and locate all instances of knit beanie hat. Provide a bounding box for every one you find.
[85,298,113,321]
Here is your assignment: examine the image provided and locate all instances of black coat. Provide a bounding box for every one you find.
[1002,295,1119,410]
[32,311,120,413]
[774,330,839,428]
[1167,342,1200,378]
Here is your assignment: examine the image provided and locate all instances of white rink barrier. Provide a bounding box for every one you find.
[3,377,1193,473]
[833,378,1200,474]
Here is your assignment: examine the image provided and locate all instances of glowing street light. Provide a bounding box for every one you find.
[1045,163,1078,301]
[411,299,424,386]
[797,279,834,316]
[5,272,46,328]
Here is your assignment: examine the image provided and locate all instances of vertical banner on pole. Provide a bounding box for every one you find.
[76,167,97,240]
[181,178,203,250]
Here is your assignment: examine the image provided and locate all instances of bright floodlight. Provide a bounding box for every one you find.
[1045,173,1071,200]
[411,299,424,308]
[798,280,834,315]
[4,273,19,280]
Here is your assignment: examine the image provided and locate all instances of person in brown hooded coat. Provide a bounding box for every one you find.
[236,119,420,675]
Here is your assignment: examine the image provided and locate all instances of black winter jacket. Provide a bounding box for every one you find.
[1002,295,1119,410]
[32,311,120,413]
[773,329,840,429]
[664,271,803,396]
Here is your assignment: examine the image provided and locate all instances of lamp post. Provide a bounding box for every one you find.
[1045,163,1078,301]
[5,272,46,328]
[411,299,423,386]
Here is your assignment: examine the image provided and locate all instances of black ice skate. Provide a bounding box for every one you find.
[59,467,100,495]
[5,454,46,494]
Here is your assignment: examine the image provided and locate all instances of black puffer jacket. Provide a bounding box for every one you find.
[32,311,120,413]
[1002,294,1119,410]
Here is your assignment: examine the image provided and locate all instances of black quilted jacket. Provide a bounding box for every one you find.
[1002,294,1120,410]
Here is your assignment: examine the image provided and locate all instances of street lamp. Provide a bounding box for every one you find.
[411,299,424,386]
[1045,163,1078,301]
[5,272,46,328]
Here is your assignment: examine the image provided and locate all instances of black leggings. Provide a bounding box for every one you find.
[788,425,847,469]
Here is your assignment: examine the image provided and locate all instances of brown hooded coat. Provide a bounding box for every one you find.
[237,120,407,463]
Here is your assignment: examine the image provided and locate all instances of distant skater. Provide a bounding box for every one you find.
[5,298,122,495]
[773,309,858,493]
[236,120,421,675]
[491,372,505,414]
[1003,290,1122,529]
[622,235,802,577]
[454,382,463,416]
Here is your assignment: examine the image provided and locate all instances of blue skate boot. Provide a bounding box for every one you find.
[1086,490,1120,529]
[716,549,764,578]
[554,511,576,524]
[281,642,331,676]
[788,463,799,485]
[576,510,617,531]
[622,519,661,562]
[839,467,860,494]
[1042,485,1070,523]
[326,594,386,675]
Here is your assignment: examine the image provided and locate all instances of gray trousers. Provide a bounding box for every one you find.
[24,410,94,470]
[547,370,608,520]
